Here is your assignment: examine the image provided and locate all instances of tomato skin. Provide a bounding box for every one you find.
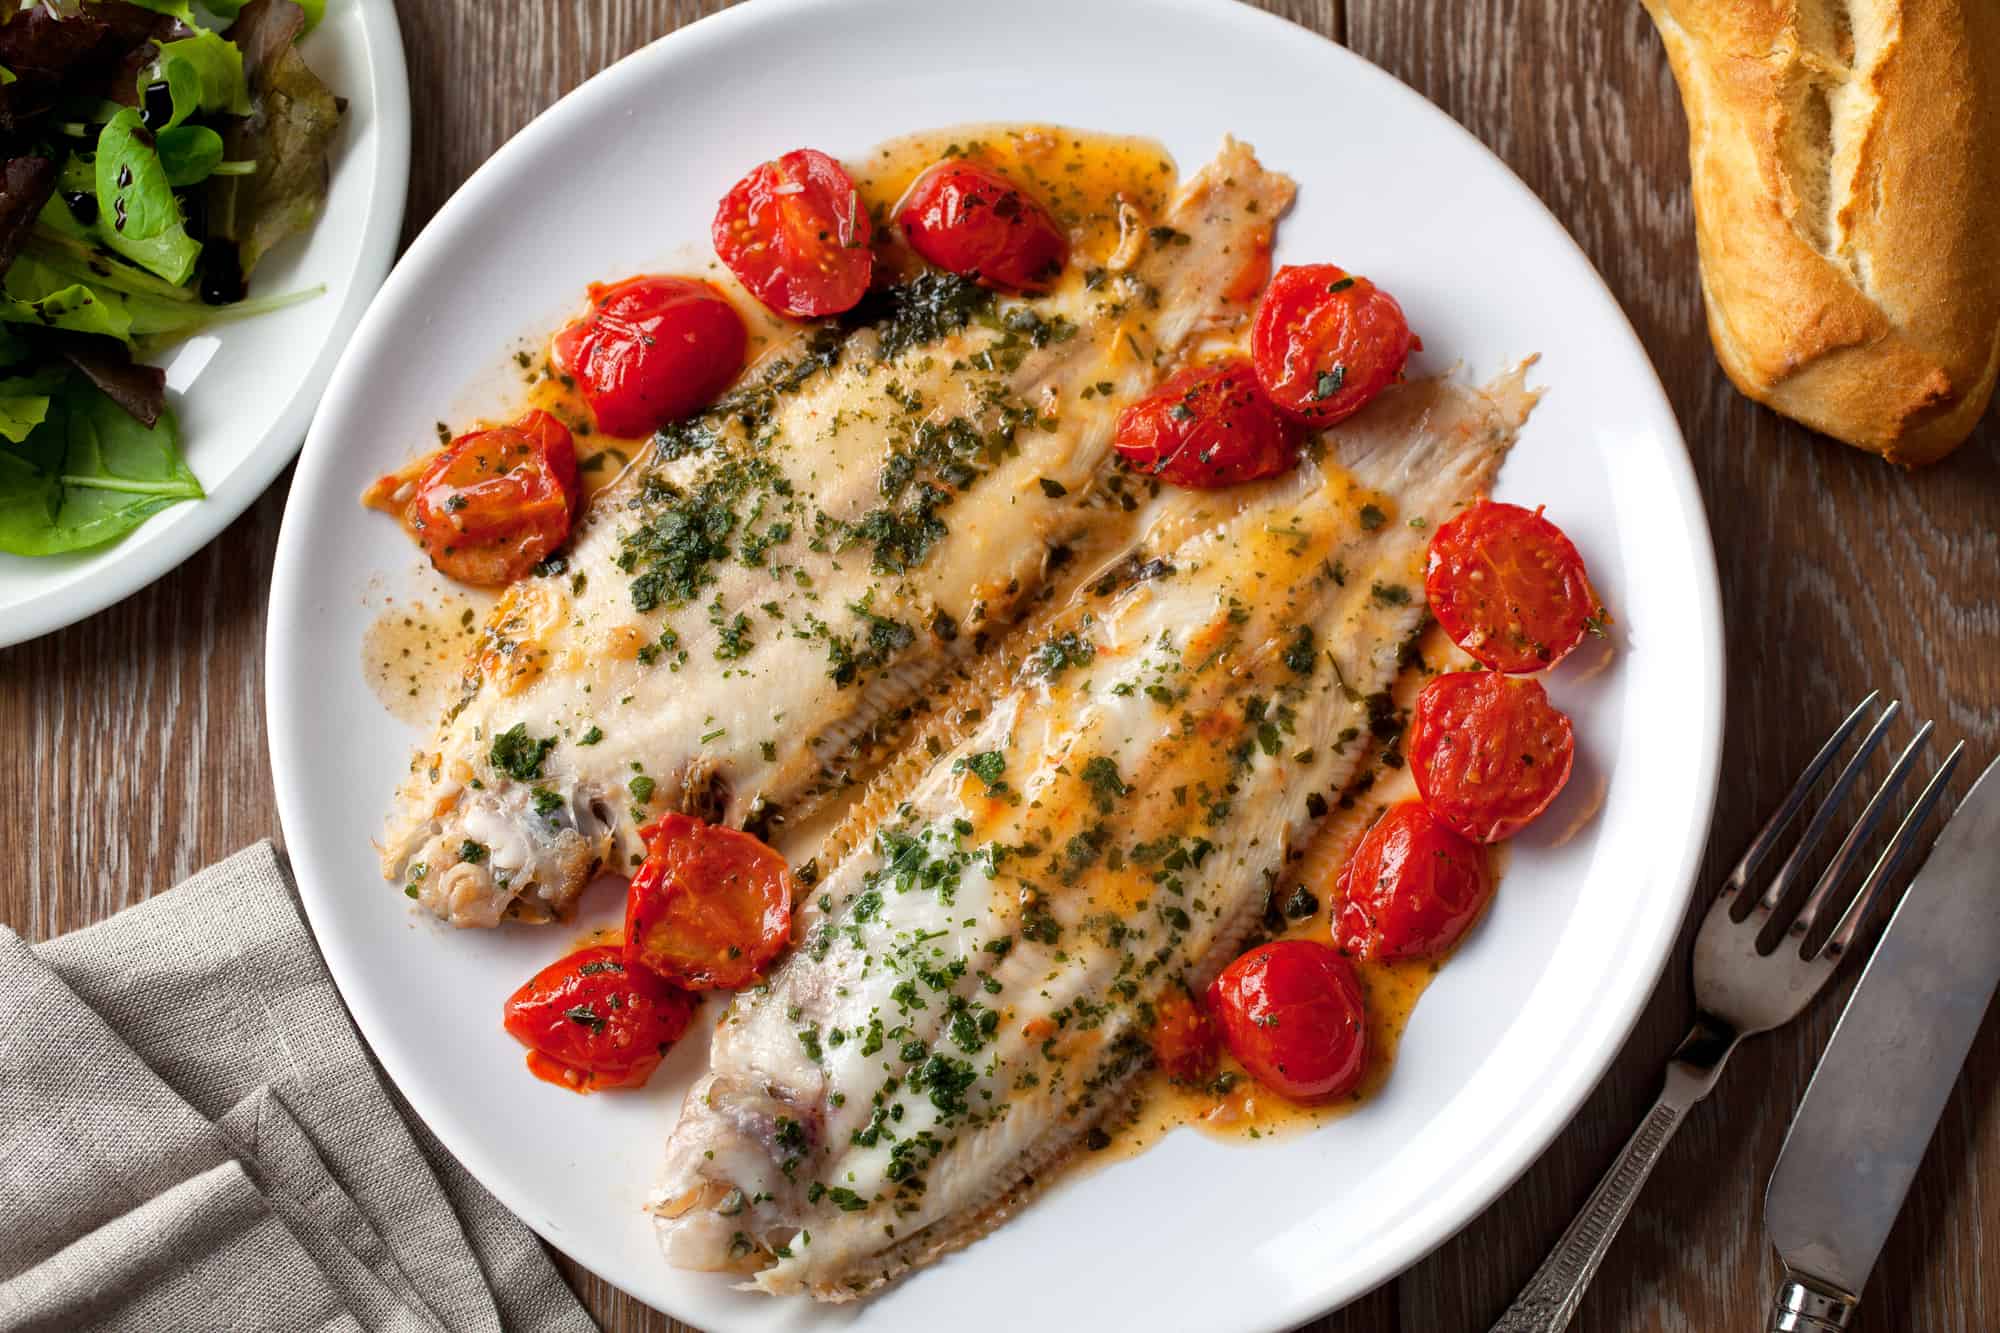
[1113,359,1297,488]
[624,814,795,991]
[1410,672,1576,843]
[1148,985,1219,1084]
[502,945,695,1093]
[1250,264,1416,427]
[897,160,1070,293]
[713,148,873,318]
[1335,801,1492,962]
[406,410,579,587]
[1207,940,1368,1103]
[550,275,746,438]
[1426,501,1597,674]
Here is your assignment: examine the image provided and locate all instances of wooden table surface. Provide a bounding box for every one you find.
[5,1,1996,1329]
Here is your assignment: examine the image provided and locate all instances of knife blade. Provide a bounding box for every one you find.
[1765,751,2000,1327]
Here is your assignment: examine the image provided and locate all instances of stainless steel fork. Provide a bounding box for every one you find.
[1489,694,1966,1333]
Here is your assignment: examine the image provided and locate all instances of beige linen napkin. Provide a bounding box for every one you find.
[0,841,596,1333]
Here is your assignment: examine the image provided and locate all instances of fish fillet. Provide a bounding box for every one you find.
[649,368,1537,1298]
[382,140,1295,926]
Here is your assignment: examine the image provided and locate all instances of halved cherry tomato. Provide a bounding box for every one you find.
[1250,264,1416,427]
[1207,940,1368,1103]
[713,148,873,318]
[1410,672,1576,843]
[503,944,695,1093]
[624,814,795,991]
[550,275,746,438]
[403,410,579,587]
[1113,359,1296,488]
[1335,801,1492,962]
[1426,501,1599,673]
[1148,984,1219,1084]
[897,160,1069,293]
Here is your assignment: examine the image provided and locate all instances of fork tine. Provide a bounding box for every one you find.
[1783,722,1933,953]
[1749,699,1902,930]
[1819,740,1967,961]
[1725,691,1881,920]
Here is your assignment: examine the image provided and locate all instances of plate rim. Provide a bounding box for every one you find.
[0,0,412,650]
[267,0,1725,1325]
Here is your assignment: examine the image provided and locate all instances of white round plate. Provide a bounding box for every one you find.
[0,0,408,648]
[267,1,1723,1328]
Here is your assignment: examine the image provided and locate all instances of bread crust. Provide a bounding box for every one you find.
[1644,0,2000,465]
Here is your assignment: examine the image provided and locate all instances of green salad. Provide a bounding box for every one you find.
[0,0,339,557]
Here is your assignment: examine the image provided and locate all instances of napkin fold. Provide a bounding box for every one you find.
[0,841,596,1333]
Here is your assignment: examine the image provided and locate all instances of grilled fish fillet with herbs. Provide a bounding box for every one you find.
[649,368,1537,1299]
[383,139,1295,927]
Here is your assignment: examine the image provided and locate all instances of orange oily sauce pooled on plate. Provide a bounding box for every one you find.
[361,595,484,725]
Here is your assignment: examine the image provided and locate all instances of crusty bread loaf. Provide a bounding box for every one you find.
[1642,0,2000,466]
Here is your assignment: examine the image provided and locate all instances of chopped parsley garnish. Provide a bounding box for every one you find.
[489,724,556,781]
[856,270,994,363]
[1313,365,1347,401]
[954,750,1007,791]
[457,840,488,865]
[577,725,604,746]
[1358,502,1387,530]
[1028,628,1096,680]
[628,774,656,804]
[532,788,564,817]
[1080,755,1130,813]
[1283,625,1317,675]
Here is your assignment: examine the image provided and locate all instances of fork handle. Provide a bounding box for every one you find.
[1489,1018,1739,1333]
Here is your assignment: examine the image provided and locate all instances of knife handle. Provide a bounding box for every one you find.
[1768,1273,1858,1332]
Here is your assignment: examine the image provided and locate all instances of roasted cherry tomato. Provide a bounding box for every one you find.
[1251,264,1416,428]
[1207,940,1368,1103]
[624,814,795,991]
[1426,501,1599,673]
[402,409,579,587]
[1335,801,1493,962]
[1148,985,1219,1084]
[502,945,695,1093]
[1113,359,1296,488]
[550,275,746,438]
[713,148,873,318]
[897,160,1069,293]
[1410,672,1576,843]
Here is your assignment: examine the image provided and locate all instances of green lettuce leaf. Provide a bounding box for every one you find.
[0,371,200,556]
[148,30,253,119]
[0,256,136,340]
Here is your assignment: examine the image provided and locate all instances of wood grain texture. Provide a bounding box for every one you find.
[2,1,1995,1330]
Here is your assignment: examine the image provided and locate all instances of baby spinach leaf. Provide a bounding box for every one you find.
[0,373,200,556]
[0,373,58,444]
[94,109,202,284]
[157,125,224,187]
[149,48,206,130]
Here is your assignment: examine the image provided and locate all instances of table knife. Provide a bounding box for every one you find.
[1764,751,2000,1332]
